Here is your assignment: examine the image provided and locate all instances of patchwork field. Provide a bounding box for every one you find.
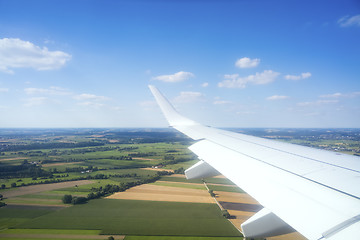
[1,128,337,240]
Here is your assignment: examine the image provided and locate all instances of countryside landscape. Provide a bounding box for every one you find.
[0,128,359,240]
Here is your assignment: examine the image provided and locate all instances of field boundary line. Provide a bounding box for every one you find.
[203,181,244,235]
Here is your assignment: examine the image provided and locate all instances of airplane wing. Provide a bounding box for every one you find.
[149,85,360,240]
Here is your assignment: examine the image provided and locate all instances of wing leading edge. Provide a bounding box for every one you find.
[149,85,360,240]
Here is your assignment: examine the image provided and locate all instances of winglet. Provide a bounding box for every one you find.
[148,85,197,127]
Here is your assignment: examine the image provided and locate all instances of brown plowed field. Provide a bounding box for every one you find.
[107,184,214,203]
[215,191,260,204]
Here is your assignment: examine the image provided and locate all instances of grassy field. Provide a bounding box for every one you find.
[207,185,244,193]
[0,228,101,235]
[124,237,243,240]
[16,199,241,237]
[0,205,60,230]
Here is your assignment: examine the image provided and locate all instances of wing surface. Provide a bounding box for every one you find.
[149,85,360,240]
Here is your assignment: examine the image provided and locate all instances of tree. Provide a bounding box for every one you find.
[209,190,215,197]
[222,210,230,219]
[72,196,87,205]
[1,184,5,189]
[11,182,16,188]
[0,193,3,200]
[108,237,114,240]
[62,194,72,204]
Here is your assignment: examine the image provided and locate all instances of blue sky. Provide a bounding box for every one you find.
[0,0,359,128]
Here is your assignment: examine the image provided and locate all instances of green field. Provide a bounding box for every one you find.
[124,237,243,240]
[15,199,241,237]
[207,185,244,193]
[151,181,206,190]
[0,205,60,230]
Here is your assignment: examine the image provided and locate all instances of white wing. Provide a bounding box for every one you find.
[149,85,360,240]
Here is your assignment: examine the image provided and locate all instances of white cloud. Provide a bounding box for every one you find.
[0,88,9,92]
[0,38,71,74]
[25,86,70,95]
[73,93,109,101]
[297,99,338,106]
[266,95,289,100]
[174,91,204,103]
[201,82,209,87]
[338,15,360,27]
[152,71,194,83]
[284,72,311,80]
[218,70,280,88]
[235,57,260,68]
[24,97,48,107]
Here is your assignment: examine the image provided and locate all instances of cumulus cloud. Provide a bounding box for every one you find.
[201,82,209,87]
[235,57,260,68]
[284,72,311,80]
[266,95,289,100]
[24,86,70,95]
[338,15,360,27]
[73,93,109,101]
[152,71,194,83]
[0,38,71,74]
[174,91,204,103]
[218,70,280,88]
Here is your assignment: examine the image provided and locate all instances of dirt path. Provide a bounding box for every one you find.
[2,180,94,198]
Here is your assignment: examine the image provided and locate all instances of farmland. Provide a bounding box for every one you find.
[0,128,359,240]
